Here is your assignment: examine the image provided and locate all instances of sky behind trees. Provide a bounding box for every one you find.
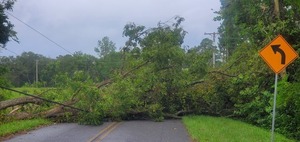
[2,0,220,58]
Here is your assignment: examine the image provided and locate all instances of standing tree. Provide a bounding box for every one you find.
[0,0,17,48]
[94,36,116,58]
[215,0,300,139]
[94,37,121,80]
[0,0,17,87]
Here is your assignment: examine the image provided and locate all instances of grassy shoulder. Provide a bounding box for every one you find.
[182,115,294,142]
[0,118,52,137]
[2,87,55,100]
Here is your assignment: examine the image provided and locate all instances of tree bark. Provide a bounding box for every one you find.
[0,96,43,110]
[42,100,78,118]
[274,0,280,19]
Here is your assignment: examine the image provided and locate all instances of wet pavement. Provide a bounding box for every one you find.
[5,120,191,142]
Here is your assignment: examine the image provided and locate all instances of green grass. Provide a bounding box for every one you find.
[2,87,54,100]
[0,118,51,137]
[182,115,294,142]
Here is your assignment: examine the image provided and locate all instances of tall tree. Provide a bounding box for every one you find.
[0,52,52,87]
[93,37,121,80]
[0,0,17,87]
[0,0,17,48]
[94,36,116,58]
[215,0,300,139]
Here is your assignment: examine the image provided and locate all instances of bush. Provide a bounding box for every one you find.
[276,78,300,139]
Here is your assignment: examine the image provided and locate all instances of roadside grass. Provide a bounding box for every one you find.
[0,118,52,137]
[182,115,294,142]
[2,87,55,100]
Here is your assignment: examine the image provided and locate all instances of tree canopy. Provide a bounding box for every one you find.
[0,0,17,48]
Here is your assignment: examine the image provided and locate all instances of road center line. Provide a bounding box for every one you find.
[96,122,122,141]
[87,122,122,142]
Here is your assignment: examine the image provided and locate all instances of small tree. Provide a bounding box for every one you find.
[94,36,116,58]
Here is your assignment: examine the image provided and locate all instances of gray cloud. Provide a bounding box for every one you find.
[3,0,221,58]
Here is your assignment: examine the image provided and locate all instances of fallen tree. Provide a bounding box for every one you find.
[0,86,88,121]
[0,96,43,110]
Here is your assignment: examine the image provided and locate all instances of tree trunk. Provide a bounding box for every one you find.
[274,0,280,19]
[42,99,78,118]
[0,96,43,110]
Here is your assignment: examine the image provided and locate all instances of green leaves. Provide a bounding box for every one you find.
[276,77,300,139]
[94,36,116,58]
[123,23,146,48]
[214,0,300,140]
[0,0,18,45]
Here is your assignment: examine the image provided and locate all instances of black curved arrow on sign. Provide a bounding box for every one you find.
[271,44,286,64]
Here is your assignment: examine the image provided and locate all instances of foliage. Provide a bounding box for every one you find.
[118,17,191,120]
[276,77,300,139]
[214,0,300,140]
[1,18,209,123]
[1,4,299,139]
[0,67,10,95]
[99,77,140,120]
[183,115,294,142]
[51,52,99,83]
[0,0,17,47]
[53,71,104,125]
[96,51,122,80]
[0,52,101,87]
[147,103,164,122]
[0,52,53,87]
[216,0,300,59]
[94,36,116,58]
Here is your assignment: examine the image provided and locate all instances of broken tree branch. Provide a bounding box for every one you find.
[96,61,149,88]
[0,96,43,110]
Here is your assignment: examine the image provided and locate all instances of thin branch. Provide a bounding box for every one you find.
[224,55,243,71]
[209,71,237,77]
[186,80,205,87]
[96,61,149,88]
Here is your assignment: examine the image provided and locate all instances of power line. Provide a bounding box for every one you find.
[6,12,73,54]
[3,47,18,56]
[204,32,219,42]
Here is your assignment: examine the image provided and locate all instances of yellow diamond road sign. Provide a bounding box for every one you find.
[259,35,299,74]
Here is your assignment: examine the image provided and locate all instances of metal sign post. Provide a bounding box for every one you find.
[271,74,278,142]
[259,35,299,142]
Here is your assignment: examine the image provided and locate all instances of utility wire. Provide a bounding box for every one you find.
[3,47,18,56]
[0,85,89,112]
[6,12,73,54]
[160,15,178,25]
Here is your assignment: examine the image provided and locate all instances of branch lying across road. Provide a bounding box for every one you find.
[0,86,88,112]
[0,96,43,110]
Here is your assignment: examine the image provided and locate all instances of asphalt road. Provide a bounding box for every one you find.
[5,120,192,142]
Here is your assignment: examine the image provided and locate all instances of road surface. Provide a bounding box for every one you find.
[5,120,192,142]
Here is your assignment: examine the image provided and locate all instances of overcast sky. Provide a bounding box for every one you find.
[2,0,221,58]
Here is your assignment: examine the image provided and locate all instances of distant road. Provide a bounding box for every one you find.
[5,120,191,142]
